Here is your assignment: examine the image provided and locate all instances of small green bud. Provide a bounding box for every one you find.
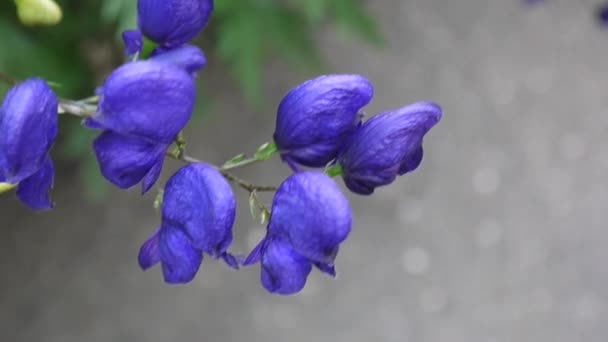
[325,163,344,177]
[15,0,63,26]
[248,192,258,220]
[153,188,164,210]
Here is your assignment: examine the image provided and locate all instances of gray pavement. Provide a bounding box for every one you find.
[1,1,607,341]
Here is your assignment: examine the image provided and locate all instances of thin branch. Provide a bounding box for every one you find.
[166,151,278,193]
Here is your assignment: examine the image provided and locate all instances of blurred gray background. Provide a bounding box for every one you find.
[1,0,607,341]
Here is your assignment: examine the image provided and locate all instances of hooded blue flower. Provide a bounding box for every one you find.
[336,102,442,195]
[0,78,58,210]
[150,45,207,77]
[245,171,352,295]
[138,163,238,284]
[137,0,214,49]
[273,74,374,169]
[86,61,196,193]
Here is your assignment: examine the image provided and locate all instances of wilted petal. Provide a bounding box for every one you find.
[161,163,236,256]
[150,45,207,76]
[260,236,312,295]
[338,101,441,195]
[122,30,143,56]
[0,78,58,183]
[273,74,373,167]
[269,171,352,264]
[139,228,161,270]
[90,61,196,143]
[92,130,167,191]
[16,156,54,210]
[138,0,214,48]
[159,225,203,284]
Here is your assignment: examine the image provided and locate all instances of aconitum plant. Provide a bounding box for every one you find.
[0,0,442,295]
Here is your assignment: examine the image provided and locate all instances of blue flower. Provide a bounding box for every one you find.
[138,0,214,49]
[138,163,238,284]
[0,78,58,210]
[150,45,207,77]
[245,171,352,295]
[86,61,196,193]
[273,74,374,169]
[336,102,442,195]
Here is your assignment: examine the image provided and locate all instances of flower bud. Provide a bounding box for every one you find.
[273,74,373,168]
[337,102,442,195]
[138,0,214,48]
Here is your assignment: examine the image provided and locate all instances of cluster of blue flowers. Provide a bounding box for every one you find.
[0,0,441,295]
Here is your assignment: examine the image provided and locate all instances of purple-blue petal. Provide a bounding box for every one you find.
[16,156,54,210]
[243,238,265,266]
[269,171,352,264]
[139,228,161,270]
[399,145,424,175]
[260,236,312,295]
[0,78,58,183]
[338,101,441,195]
[91,61,196,144]
[313,261,337,277]
[92,130,167,191]
[161,163,236,256]
[273,74,374,167]
[150,45,207,77]
[138,0,214,48]
[141,159,164,194]
[122,30,143,56]
[159,225,203,284]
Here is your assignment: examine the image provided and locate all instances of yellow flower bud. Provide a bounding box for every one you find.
[14,0,63,26]
[0,183,17,194]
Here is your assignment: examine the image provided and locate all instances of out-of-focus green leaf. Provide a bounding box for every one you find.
[215,2,263,104]
[330,0,384,45]
[301,0,327,23]
[100,0,137,34]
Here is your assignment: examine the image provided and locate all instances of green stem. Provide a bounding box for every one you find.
[167,152,277,193]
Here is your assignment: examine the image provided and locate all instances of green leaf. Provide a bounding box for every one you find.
[215,3,264,104]
[301,0,328,23]
[222,153,247,169]
[253,142,278,161]
[330,0,384,45]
